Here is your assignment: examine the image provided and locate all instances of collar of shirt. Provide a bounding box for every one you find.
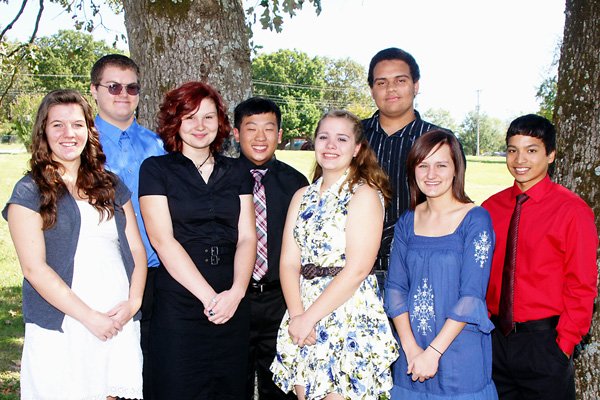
[94,115,138,146]
[238,154,276,184]
[509,174,552,203]
[366,109,424,137]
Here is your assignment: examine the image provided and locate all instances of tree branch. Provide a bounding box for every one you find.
[0,0,45,109]
[0,0,29,43]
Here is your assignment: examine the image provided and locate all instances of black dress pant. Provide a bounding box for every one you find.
[246,286,296,400]
[492,325,575,400]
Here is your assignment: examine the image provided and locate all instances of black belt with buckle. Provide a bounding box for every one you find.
[492,316,559,334]
[249,280,281,293]
[199,245,235,266]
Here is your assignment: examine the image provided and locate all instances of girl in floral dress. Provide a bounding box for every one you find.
[385,130,498,399]
[271,110,399,400]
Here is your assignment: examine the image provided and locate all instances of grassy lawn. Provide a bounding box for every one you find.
[0,151,28,400]
[0,148,513,398]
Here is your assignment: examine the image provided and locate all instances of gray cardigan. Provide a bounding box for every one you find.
[2,173,139,331]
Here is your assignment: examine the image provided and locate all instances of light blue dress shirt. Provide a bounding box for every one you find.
[96,115,166,268]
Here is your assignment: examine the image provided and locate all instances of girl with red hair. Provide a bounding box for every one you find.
[139,81,256,399]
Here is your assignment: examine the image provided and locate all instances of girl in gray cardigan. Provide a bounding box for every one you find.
[3,90,147,400]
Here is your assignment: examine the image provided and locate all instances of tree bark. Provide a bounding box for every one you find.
[553,1,600,398]
[122,0,251,136]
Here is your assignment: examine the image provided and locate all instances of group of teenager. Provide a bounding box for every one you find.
[3,46,597,400]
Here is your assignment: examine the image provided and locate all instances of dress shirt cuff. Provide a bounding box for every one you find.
[557,334,577,356]
[447,295,495,333]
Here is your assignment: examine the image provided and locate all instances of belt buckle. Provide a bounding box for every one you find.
[253,282,264,293]
[210,246,220,266]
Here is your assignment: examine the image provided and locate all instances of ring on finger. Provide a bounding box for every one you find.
[208,310,215,317]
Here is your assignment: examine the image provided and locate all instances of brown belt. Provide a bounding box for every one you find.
[300,263,376,279]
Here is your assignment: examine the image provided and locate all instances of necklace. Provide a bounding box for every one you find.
[195,152,212,175]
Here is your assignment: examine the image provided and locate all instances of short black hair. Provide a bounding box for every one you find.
[367,47,420,87]
[506,114,556,155]
[234,97,282,130]
[90,54,140,85]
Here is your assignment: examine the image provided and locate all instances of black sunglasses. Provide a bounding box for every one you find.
[96,82,141,96]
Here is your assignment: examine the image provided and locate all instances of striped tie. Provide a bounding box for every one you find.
[498,193,529,335]
[251,169,268,281]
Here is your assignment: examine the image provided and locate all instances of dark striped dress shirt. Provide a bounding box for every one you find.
[362,110,441,270]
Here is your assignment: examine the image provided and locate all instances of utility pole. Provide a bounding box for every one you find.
[475,89,481,157]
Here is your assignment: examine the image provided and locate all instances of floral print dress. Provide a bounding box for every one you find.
[271,172,399,400]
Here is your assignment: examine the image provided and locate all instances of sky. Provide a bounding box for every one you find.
[2,0,565,124]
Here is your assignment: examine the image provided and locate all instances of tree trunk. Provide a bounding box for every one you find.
[553,1,600,398]
[122,0,251,136]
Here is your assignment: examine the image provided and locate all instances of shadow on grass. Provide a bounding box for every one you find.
[0,285,23,400]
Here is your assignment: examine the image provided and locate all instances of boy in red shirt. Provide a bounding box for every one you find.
[483,114,597,400]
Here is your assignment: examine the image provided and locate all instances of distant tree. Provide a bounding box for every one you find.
[347,102,376,120]
[252,50,371,141]
[1,31,116,143]
[0,0,44,110]
[458,111,505,156]
[322,57,373,113]
[535,40,561,121]
[0,39,38,119]
[423,108,459,133]
[252,49,326,141]
[8,92,45,149]
[33,30,121,93]
[536,75,557,121]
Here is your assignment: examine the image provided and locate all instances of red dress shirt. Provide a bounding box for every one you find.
[483,175,598,355]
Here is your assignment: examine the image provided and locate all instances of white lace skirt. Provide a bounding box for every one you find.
[20,201,143,400]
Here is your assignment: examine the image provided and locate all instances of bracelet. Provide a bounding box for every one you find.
[429,344,443,356]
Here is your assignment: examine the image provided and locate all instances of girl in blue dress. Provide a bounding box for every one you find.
[385,129,498,399]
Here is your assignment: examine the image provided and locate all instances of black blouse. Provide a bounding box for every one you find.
[139,152,253,249]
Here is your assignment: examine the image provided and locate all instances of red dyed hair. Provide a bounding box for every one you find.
[157,81,231,153]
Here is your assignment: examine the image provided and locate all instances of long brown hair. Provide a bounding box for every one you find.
[406,129,472,209]
[312,110,391,204]
[30,90,117,230]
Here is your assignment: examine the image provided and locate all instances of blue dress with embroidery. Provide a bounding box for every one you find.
[385,207,498,399]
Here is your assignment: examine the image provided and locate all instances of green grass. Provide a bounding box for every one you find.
[0,151,28,400]
[0,148,513,398]
[464,156,513,204]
